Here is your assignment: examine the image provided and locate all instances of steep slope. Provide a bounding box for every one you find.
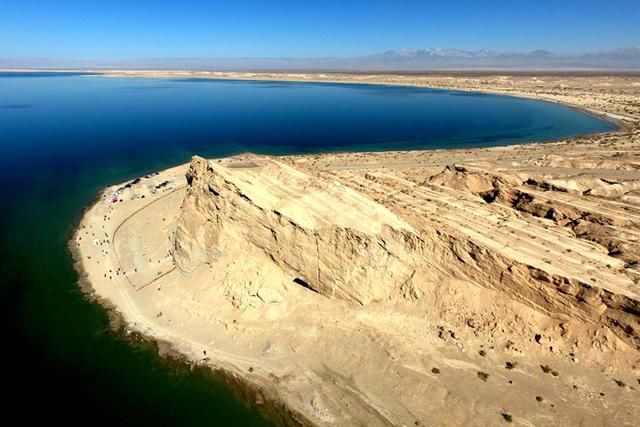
[174,156,424,305]
[173,155,640,350]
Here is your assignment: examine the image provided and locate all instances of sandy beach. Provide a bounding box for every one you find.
[72,73,640,426]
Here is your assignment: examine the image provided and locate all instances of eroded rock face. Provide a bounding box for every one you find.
[173,156,640,349]
[422,164,640,348]
[174,156,424,305]
[428,164,507,193]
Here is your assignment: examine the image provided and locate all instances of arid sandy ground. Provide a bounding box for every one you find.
[73,73,640,426]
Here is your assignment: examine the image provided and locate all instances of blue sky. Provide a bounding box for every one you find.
[1,0,638,59]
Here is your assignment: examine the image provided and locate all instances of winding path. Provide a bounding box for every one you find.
[111,186,185,291]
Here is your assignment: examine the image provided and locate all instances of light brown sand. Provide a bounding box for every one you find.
[73,73,640,426]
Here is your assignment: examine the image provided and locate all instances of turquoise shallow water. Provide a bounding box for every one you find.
[0,74,614,425]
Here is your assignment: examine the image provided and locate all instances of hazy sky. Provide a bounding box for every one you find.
[1,0,638,59]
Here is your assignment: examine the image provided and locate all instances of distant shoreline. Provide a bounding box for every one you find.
[3,67,640,76]
[3,68,635,126]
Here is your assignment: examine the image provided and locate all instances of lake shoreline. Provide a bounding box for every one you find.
[4,68,636,126]
[69,216,311,427]
[70,73,640,426]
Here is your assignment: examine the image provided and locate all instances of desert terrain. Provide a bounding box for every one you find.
[73,73,640,426]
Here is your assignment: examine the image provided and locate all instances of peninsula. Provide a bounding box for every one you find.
[73,73,640,426]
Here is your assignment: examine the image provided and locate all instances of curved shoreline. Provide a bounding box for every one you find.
[68,178,311,427]
[69,73,640,426]
[10,67,638,122]
[69,216,311,427]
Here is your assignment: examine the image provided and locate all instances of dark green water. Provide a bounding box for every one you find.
[0,74,613,425]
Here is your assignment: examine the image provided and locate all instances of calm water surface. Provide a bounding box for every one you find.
[0,74,613,425]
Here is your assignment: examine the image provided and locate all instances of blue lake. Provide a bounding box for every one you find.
[1,75,613,172]
[0,74,614,425]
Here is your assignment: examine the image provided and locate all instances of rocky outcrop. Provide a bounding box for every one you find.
[428,164,514,194]
[444,237,640,349]
[173,156,640,348]
[174,156,424,305]
[430,165,640,269]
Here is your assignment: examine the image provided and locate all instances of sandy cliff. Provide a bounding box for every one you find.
[174,155,640,350]
[174,156,421,305]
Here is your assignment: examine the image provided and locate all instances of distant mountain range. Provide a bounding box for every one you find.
[3,47,640,71]
[362,47,640,69]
